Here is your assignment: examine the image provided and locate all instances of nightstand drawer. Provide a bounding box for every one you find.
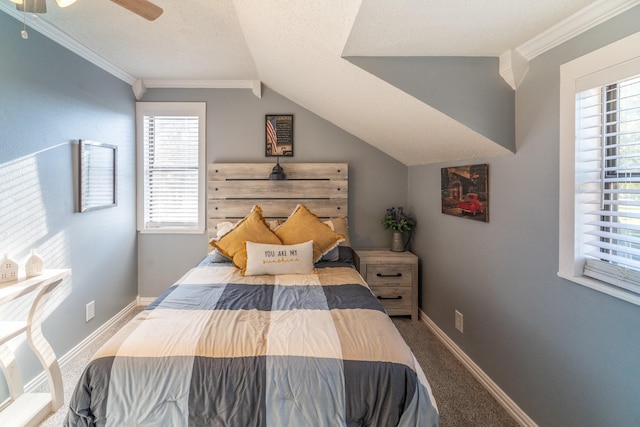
[366,264,413,286]
[354,248,418,321]
[370,285,412,314]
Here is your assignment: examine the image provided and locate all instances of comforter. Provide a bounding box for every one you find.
[65,259,439,427]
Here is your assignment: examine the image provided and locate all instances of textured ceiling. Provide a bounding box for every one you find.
[1,0,619,165]
[344,0,597,56]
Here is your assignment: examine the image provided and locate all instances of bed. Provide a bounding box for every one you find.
[64,163,439,427]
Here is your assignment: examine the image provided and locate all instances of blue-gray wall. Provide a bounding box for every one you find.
[137,87,408,296]
[4,4,640,425]
[0,12,137,402]
[408,7,640,427]
[346,56,515,153]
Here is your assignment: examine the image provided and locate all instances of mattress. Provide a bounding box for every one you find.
[65,256,439,426]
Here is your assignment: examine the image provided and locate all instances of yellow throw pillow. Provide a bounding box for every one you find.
[210,206,282,270]
[275,204,345,262]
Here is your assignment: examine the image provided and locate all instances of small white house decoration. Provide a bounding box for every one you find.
[25,249,44,277]
[0,253,19,283]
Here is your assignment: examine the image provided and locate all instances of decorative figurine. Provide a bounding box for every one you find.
[25,249,44,277]
[0,253,19,283]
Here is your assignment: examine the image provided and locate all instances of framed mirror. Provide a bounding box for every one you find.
[79,140,117,212]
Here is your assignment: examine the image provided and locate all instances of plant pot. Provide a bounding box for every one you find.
[390,231,405,252]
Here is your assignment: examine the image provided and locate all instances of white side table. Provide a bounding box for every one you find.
[0,269,70,427]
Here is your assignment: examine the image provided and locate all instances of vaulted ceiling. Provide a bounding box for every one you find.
[2,0,635,165]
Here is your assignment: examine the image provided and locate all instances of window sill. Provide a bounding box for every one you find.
[557,271,640,307]
[138,228,205,235]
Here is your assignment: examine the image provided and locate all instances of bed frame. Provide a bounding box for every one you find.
[207,162,348,240]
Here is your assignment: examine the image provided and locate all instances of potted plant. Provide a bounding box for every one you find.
[381,207,416,251]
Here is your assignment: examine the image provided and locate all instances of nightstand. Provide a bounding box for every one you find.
[354,248,418,321]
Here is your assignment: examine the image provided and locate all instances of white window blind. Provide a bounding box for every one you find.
[137,103,205,233]
[576,75,640,294]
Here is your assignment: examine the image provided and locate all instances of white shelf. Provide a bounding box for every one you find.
[0,269,71,426]
[0,269,70,305]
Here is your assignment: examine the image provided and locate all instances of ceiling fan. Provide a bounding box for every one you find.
[10,0,163,21]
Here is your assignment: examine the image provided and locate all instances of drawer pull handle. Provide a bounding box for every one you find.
[376,273,402,278]
[377,295,403,300]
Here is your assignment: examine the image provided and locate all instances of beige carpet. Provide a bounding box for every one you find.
[393,318,519,426]
[38,311,518,426]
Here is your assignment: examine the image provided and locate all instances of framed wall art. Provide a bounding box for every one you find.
[79,139,117,212]
[265,114,294,157]
[441,163,489,222]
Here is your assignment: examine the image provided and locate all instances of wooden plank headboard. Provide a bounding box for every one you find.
[208,162,348,240]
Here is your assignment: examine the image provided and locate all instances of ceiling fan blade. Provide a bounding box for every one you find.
[111,0,163,21]
[16,0,47,13]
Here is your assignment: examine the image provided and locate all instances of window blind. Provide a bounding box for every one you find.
[142,114,200,229]
[576,75,640,294]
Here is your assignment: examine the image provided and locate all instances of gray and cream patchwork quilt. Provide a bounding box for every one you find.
[65,262,439,427]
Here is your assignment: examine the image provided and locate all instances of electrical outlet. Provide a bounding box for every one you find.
[86,301,95,322]
[455,310,464,333]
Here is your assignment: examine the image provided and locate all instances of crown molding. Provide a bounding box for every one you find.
[499,0,640,89]
[0,3,136,85]
[133,79,262,99]
[141,79,256,89]
[517,0,640,61]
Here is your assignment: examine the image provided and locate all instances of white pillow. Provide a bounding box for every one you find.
[215,221,235,238]
[244,240,315,276]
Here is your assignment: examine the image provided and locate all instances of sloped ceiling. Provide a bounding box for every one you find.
[2,0,633,165]
[344,0,596,56]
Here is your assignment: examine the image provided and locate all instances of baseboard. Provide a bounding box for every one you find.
[137,296,155,306]
[24,299,139,394]
[419,310,538,427]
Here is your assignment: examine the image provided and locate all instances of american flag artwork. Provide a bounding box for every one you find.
[265,115,293,157]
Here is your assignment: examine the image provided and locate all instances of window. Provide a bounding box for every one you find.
[578,76,640,290]
[559,32,640,305]
[136,102,206,233]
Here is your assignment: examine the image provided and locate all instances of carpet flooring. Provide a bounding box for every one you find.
[392,318,519,427]
[38,311,518,426]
